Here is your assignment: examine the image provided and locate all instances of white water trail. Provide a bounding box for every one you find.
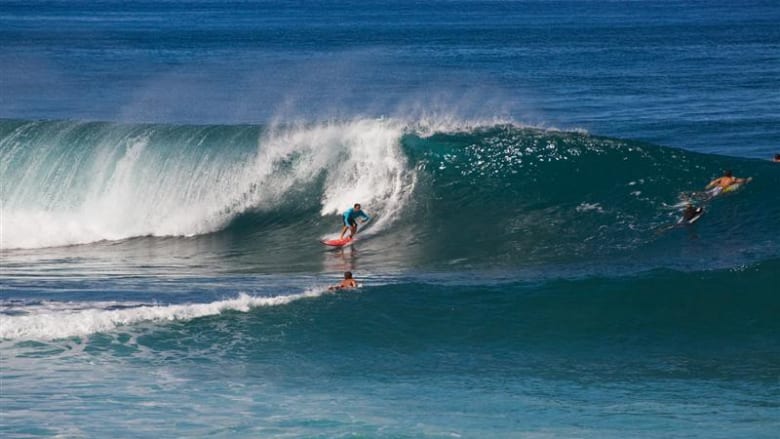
[0,290,332,341]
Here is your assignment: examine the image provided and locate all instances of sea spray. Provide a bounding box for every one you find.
[0,118,417,248]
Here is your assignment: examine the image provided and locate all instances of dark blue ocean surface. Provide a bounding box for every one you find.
[2,0,779,157]
[2,1,780,438]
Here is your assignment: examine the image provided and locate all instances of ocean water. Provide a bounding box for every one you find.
[2,1,779,438]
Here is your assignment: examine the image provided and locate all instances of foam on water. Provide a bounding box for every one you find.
[0,289,332,341]
[0,118,416,249]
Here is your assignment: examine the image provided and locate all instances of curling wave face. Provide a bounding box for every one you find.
[2,118,778,273]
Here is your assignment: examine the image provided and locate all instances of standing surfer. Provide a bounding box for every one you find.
[340,203,371,239]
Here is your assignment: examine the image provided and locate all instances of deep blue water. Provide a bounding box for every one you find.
[2,1,780,438]
[3,0,780,156]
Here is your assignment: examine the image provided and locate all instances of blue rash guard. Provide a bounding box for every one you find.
[343,208,370,227]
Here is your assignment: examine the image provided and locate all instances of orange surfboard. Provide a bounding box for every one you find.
[320,237,354,247]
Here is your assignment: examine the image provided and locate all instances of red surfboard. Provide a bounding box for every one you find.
[320,237,354,247]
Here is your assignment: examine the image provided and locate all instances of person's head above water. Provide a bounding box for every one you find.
[344,271,353,279]
[774,154,780,162]
[354,203,361,211]
[723,170,733,177]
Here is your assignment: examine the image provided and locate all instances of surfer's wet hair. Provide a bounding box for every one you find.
[344,271,353,279]
[354,203,361,209]
[724,170,733,177]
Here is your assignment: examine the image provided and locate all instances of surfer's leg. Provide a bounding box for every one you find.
[346,219,358,238]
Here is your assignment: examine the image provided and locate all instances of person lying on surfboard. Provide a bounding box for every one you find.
[339,203,371,239]
[328,271,359,291]
[705,170,749,196]
[681,203,703,224]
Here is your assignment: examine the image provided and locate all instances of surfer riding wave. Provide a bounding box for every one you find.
[340,203,371,239]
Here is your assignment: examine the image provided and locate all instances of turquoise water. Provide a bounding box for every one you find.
[2,1,780,437]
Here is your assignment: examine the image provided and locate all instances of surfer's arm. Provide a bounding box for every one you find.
[358,211,371,222]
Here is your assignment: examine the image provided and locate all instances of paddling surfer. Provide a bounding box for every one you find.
[329,271,359,291]
[681,203,703,223]
[705,170,749,196]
